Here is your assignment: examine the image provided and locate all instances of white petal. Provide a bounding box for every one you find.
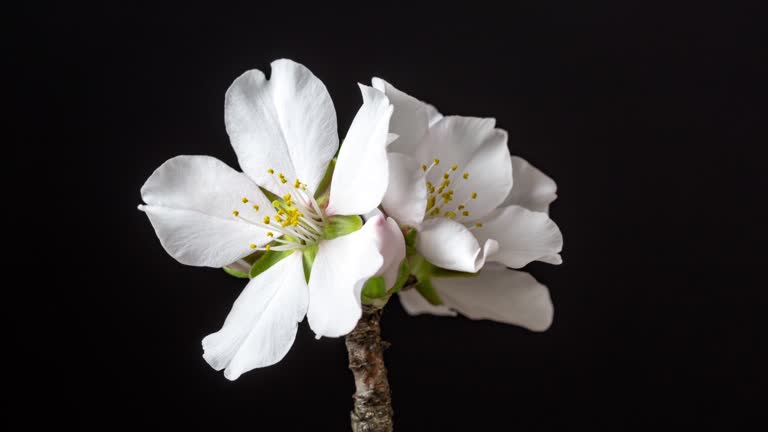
[474,206,563,268]
[202,252,307,380]
[307,217,385,338]
[326,84,393,216]
[433,264,554,331]
[372,78,432,158]
[225,59,338,194]
[415,218,498,273]
[449,127,513,222]
[139,155,271,267]
[503,156,558,213]
[362,207,384,222]
[381,152,427,227]
[422,116,498,180]
[398,288,456,317]
[425,102,443,126]
[370,216,406,289]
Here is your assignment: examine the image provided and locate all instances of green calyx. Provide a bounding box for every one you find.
[249,249,294,279]
[323,214,363,240]
[301,244,318,283]
[361,259,411,307]
[405,247,476,306]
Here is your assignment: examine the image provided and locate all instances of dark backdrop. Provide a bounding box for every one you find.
[18,1,766,430]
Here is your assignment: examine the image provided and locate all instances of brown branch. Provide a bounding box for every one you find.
[345,304,394,432]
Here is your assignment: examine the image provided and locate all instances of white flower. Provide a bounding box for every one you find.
[139,59,393,380]
[372,78,562,331]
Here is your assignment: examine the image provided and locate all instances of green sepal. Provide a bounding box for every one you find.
[404,228,418,247]
[249,249,293,279]
[408,253,432,282]
[323,215,363,240]
[223,266,250,279]
[258,186,281,203]
[314,158,336,202]
[361,276,387,300]
[415,278,443,306]
[387,259,411,294]
[301,244,318,283]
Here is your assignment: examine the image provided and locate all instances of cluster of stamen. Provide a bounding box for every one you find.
[232,169,326,252]
[421,158,483,228]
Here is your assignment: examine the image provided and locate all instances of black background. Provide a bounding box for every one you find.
[17,1,766,430]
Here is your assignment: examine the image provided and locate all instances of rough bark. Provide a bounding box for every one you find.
[345,304,393,432]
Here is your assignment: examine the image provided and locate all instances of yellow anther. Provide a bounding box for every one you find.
[433,158,440,165]
[263,216,270,224]
[277,209,285,216]
[252,205,259,211]
[475,222,483,228]
[430,208,440,216]
[458,205,465,210]
[283,193,291,201]
[426,196,436,211]
[232,210,239,217]
[267,168,274,174]
[249,243,257,249]
[443,173,450,180]
[278,173,287,184]
[444,211,457,219]
[267,232,274,237]
[265,244,272,251]
[451,164,458,171]
[421,164,427,171]
[471,192,478,199]
[275,214,284,223]
[462,211,470,217]
[463,172,470,180]
[294,179,301,189]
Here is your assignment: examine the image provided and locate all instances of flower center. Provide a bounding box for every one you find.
[232,170,327,252]
[421,158,483,228]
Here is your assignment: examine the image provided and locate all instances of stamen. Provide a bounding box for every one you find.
[232,210,239,217]
[249,243,257,249]
[267,232,273,237]
[252,205,259,211]
[463,172,470,180]
[462,211,470,217]
[241,197,249,203]
[267,168,274,174]
[451,164,458,171]
[265,245,272,251]
[421,164,427,171]
[471,192,478,199]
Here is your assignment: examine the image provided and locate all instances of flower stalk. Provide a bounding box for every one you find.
[346,304,394,432]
